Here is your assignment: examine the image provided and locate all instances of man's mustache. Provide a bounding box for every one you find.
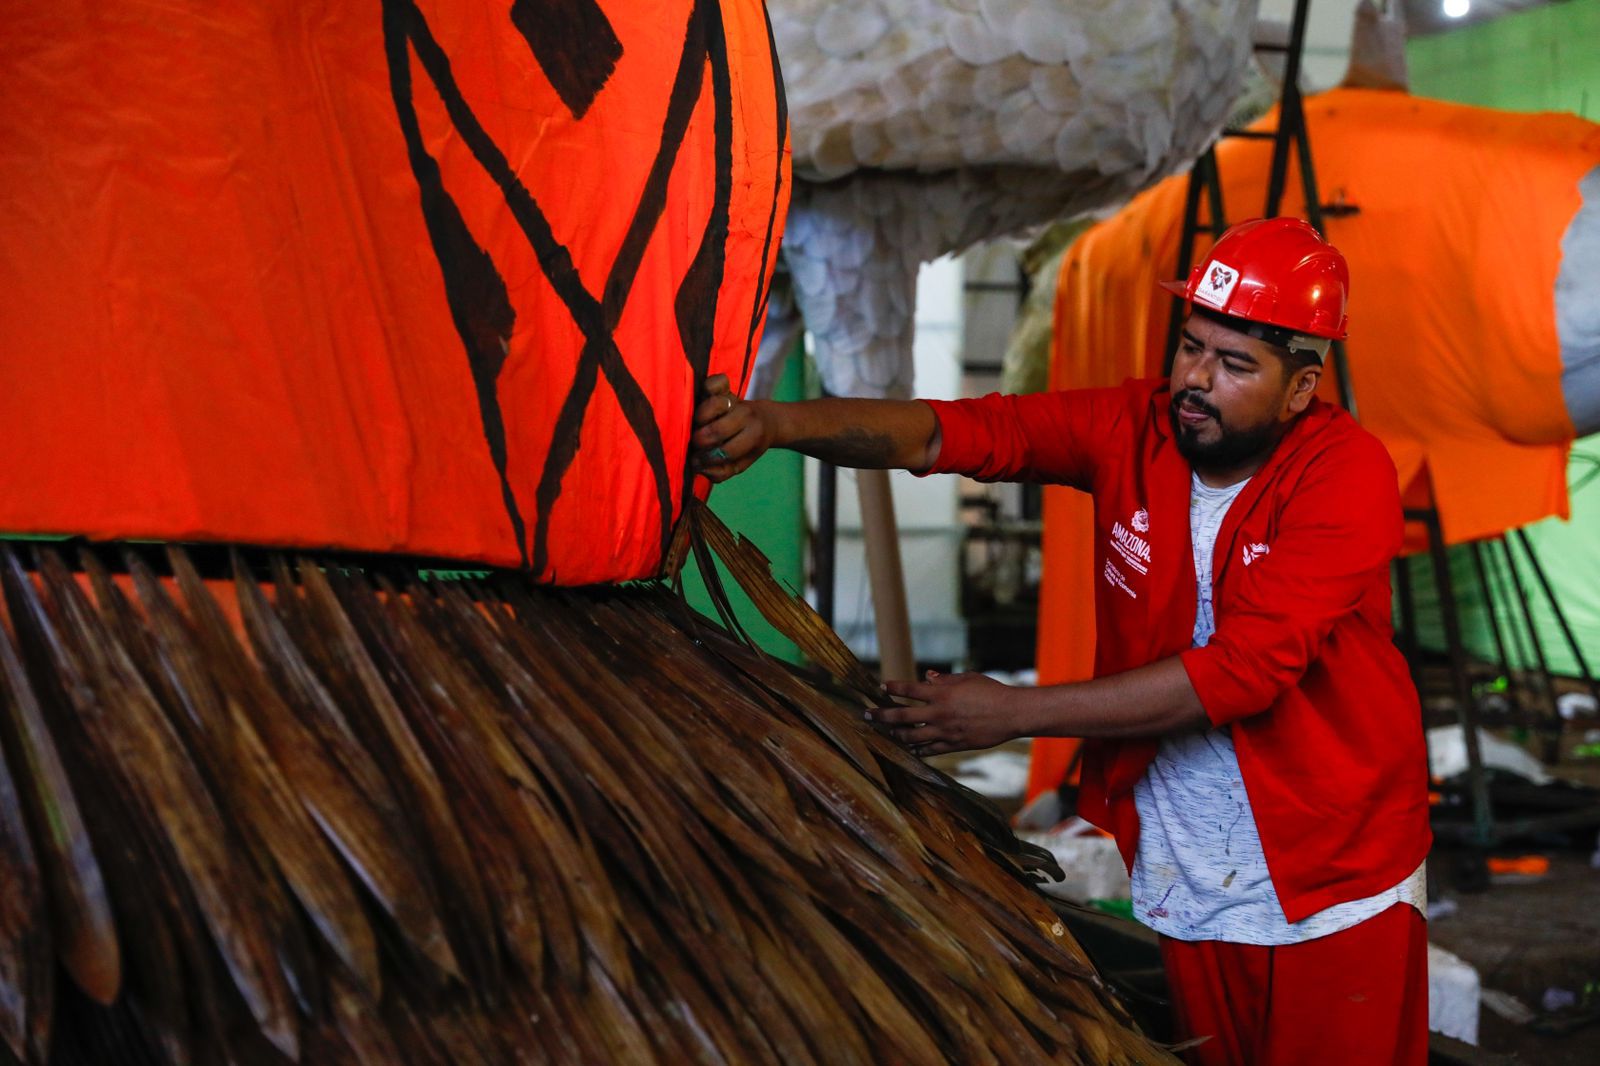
[1171,389,1220,420]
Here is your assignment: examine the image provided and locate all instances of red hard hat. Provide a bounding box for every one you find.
[1160,217,1349,357]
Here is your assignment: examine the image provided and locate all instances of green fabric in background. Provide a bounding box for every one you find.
[1403,3,1600,678]
[1398,441,1600,679]
[1407,0,1600,117]
[679,348,807,665]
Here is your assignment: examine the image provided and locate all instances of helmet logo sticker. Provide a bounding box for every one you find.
[1193,259,1240,310]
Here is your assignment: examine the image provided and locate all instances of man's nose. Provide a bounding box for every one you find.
[1179,354,1213,393]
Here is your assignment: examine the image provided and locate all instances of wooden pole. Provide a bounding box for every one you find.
[856,468,916,682]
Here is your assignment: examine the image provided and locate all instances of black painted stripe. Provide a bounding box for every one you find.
[383,1,530,567]
[391,0,683,578]
[672,1,734,548]
[531,0,713,577]
[509,0,622,120]
[673,10,731,388]
[736,5,788,395]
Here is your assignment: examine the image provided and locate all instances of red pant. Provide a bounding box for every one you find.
[1159,903,1428,1066]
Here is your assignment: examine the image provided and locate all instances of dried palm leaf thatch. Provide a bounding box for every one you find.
[0,516,1175,1066]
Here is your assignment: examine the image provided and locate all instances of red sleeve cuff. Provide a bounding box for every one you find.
[1180,645,1267,728]
[918,398,982,477]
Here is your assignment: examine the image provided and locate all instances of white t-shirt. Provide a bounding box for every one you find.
[1129,473,1426,945]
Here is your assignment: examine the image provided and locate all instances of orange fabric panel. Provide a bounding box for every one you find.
[1030,89,1598,797]
[1052,88,1596,544]
[0,0,789,584]
[1028,491,1094,801]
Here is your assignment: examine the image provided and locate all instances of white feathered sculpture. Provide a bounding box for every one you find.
[755,0,1260,400]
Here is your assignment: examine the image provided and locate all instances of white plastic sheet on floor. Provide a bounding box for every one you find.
[1017,815,1133,904]
[1426,724,1553,785]
[950,748,1032,799]
[1429,943,1482,1045]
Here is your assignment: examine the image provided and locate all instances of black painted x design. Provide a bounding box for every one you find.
[384,0,733,575]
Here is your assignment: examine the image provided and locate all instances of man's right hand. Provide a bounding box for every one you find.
[689,374,942,480]
[692,374,768,482]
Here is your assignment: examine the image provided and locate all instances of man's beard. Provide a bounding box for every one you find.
[1169,390,1280,470]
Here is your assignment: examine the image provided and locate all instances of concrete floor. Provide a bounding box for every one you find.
[1426,844,1600,1063]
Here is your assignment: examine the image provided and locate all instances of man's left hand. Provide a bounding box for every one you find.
[874,671,1028,757]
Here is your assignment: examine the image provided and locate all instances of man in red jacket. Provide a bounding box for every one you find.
[692,217,1431,1065]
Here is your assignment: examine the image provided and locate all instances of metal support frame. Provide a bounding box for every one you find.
[815,460,837,627]
[1467,542,1513,691]
[1498,535,1560,718]
[1403,523,1600,850]
[1405,508,1494,848]
[1161,0,1357,417]
[1513,529,1600,707]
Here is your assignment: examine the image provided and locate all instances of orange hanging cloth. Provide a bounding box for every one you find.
[0,0,789,584]
[1029,88,1600,801]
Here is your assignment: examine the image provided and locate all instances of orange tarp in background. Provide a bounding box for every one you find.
[1029,89,1600,801]
[0,0,789,584]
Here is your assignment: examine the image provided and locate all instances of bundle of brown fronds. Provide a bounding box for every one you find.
[0,519,1174,1065]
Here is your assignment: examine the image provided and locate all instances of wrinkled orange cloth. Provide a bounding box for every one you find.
[1030,89,1598,801]
[0,1,788,584]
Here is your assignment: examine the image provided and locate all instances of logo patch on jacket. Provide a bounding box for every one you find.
[1242,541,1270,566]
[1131,508,1149,533]
[1109,517,1152,575]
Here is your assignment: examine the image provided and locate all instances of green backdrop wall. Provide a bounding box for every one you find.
[1403,1,1600,679]
[679,349,808,665]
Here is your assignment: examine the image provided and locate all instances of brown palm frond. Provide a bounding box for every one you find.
[0,537,1175,1066]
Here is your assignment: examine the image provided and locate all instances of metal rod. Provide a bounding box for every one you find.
[1433,805,1600,844]
[1469,541,1513,685]
[1264,0,1314,216]
[1394,557,1421,682]
[1484,538,1536,679]
[1513,528,1600,704]
[815,460,837,628]
[1202,151,1228,239]
[1163,156,1211,374]
[1500,535,1560,715]
[1287,91,1358,416]
[1421,508,1494,848]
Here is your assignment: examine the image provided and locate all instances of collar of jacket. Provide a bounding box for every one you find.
[1147,383,1337,579]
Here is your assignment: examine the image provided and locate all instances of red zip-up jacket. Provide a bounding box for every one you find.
[924,378,1431,922]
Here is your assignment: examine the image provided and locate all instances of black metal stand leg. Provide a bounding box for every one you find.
[1202,152,1228,239]
[1469,541,1514,685]
[1514,528,1600,707]
[1394,557,1421,678]
[1419,510,1494,849]
[1163,157,1212,372]
[1265,0,1314,217]
[1500,535,1560,717]
[815,459,836,628]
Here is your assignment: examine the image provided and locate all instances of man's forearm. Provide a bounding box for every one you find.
[877,655,1210,756]
[1014,657,1208,739]
[755,397,941,471]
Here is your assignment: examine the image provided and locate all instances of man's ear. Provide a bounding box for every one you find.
[1284,364,1321,416]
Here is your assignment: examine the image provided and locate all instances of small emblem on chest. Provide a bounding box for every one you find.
[1242,541,1270,566]
[1109,513,1152,576]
